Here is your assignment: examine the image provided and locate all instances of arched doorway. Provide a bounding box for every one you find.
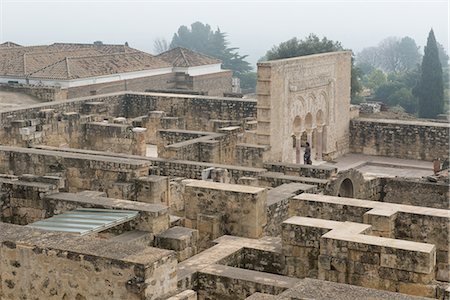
[338,178,354,198]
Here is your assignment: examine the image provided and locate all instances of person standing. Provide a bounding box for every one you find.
[304,142,312,165]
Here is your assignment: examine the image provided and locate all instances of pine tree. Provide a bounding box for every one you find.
[414,29,444,118]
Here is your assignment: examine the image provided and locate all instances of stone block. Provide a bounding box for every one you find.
[155,226,199,262]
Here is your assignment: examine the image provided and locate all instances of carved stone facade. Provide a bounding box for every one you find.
[256,52,352,163]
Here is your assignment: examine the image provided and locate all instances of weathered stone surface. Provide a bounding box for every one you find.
[350,118,449,161]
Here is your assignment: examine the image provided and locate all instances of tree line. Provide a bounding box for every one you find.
[154,22,447,119]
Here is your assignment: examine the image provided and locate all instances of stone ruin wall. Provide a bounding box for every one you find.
[350,118,450,161]
[0,84,68,101]
[0,223,177,300]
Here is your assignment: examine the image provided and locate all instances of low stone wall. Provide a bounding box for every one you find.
[121,93,257,131]
[264,183,317,237]
[0,176,60,224]
[0,84,68,101]
[263,162,337,179]
[350,118,450,161]
[290,193,450,283]
[236,144,268,168]
[0,146,150,197]
[183,180,267,249]
[258,172,329,191]
[381,178,449,209]
[282,216,438,298]
[45,191,169,234]
[0,223,176,300]
[84,122,147,155]
[197,264,297,299]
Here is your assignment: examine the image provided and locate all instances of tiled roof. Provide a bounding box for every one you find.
[157,47,221,67]
[28,51,172,80]
[0,42,22,48]
[0,42,172,79]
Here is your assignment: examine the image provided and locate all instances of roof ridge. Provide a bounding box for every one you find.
[21,48,99,56]
[23,53,27,74]
[26,57,67,78]
[179,48,190,66]
[175,46,221,62]
[63,50,143,60]
[65,57,70,78]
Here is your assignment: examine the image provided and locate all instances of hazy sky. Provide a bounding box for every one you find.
[1,0,448,66]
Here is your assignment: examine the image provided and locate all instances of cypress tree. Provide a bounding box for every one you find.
[414,29,444,118]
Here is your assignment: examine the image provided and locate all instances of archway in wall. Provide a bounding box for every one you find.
[338,178,354,198]
[304,113,313,130]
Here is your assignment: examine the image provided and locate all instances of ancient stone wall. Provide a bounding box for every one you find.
[235,144,269,168]
[264,162,337,179]
[282,216,438,298]
[183,180,267,248]
[0,146,150,197]
[84,122,147,155]
[350,118,450,161]
[380,178,449,209]
[290,193,450,284]
[0,223,176,300]
[0,176,60,225]
[0,84,68,101]
[121,93,256,131]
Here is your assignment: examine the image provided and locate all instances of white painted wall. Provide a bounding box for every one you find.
[0,63,225,88]
[0,67,174,88]
[173,64,222,76]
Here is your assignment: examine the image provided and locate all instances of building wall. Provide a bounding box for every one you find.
[350,118,450,161]
[192,70,233,97]
[67,73,176,99]
[256,51,352,162]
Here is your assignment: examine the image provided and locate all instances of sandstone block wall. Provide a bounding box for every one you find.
[155,226,199,262]
[0,223,176,300]
[380,178,449,209]
[282,217,438,298]
[197,264,297,300]
[121,93,256,131]
[290,193,450,283]
[84,122,147,155]
[350,118,450,161]
[0,146,151,197]
[45,191,170,234]
[183,180,267,247]
[0,176,60,225]
[0,84,67,101]
[264,162,337,179]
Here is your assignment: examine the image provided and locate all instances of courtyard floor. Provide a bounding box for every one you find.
[323,153,434,178]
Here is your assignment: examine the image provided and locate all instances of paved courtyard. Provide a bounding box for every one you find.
[323,153,433,178]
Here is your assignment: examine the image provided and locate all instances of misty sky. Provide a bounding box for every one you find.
[1,0,448,66]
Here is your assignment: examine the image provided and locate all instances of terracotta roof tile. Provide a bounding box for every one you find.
[0,42,171,79]
[28,51,172,80]
[157,47,221,67]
